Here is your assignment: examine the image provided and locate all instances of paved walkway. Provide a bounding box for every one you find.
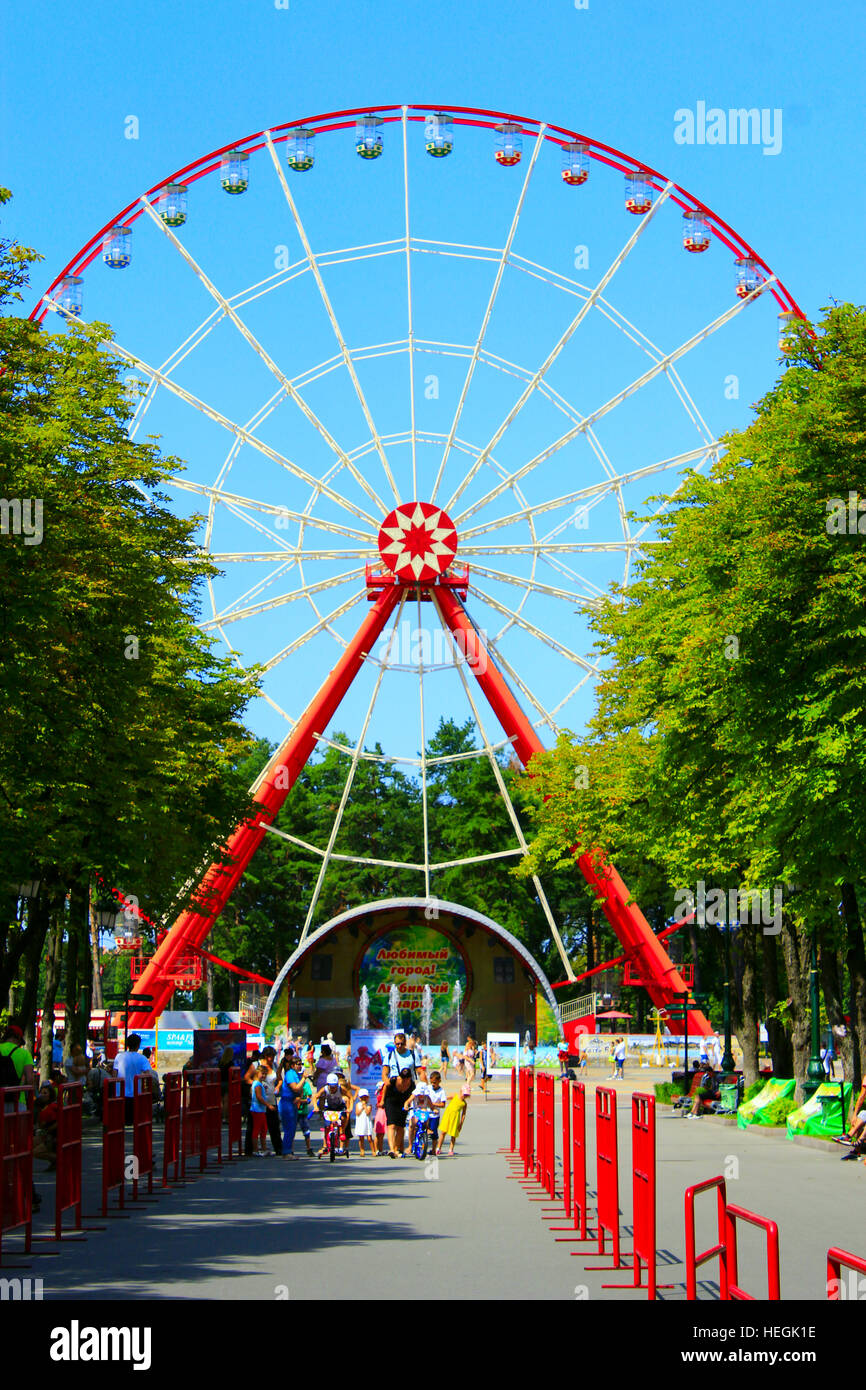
[15,1076,863,1301]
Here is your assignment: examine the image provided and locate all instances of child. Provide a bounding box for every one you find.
[354,1089,375,1155]
[436,1083,470,1156]
[313,1072,348,1157]
[250,1066,270,1156]
[426,1070,447,1149]
[374,1065,389,1156]
[294,1068,315,1156]
[405,1078,435,1154]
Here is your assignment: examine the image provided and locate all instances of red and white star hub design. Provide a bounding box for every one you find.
[377,501,459,583]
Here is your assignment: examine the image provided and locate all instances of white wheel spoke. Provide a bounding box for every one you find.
[260,591,366,674]
[454,285,773,527]
[138,197,388,517]
[458,444,721,541]
[166,476,373,542]
[430,125,547,503]
[444,182,674,513]
[264,132,401,503]
[85,325,381,528]
[209,548,377,562]
[468,582,600,676]
[465,562,593,604]
[201,568,366,630]
[297,595,408,944]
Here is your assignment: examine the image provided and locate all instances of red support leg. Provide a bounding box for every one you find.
[432,587,712,1035]
[128,585,401,1029]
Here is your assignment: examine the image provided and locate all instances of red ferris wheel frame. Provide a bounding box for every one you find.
[31,101,804,324]
[40,102,786,1039]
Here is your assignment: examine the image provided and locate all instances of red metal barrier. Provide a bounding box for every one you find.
[827,1247,866,1300]
[226,1067,242,1161]
[726,1203,781,1301]
[203,1071,222,1165]
[510,1068,517,1152]
[182,1070,206,1178]
[542,1075,556,1198]
[561,1078,571,1218]
[685,1177,779,1301]
[685,1175,728,1299]
[522,1069,535,1178]
[604,1093,669,1297]
[101,1079,126,1217]
[0,1086,33,1264]
[131,1073,154,1200]
[52,1083,84,1240]
[559,1081,594,1244]
[586,1086,626,1271]
[162,1073,182,1186]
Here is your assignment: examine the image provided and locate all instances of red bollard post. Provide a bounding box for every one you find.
[0,1085,33,1266]
[226,1066,243,1161]
[510,1067,516,1152]
[131,1073,154,1201]
[585,1086,627,1271]
[162,1073,182,1186]
[101,1079,128,1218]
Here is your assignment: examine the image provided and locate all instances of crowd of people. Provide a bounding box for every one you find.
[240,1030,475,1160]
[1,1016,496,1172]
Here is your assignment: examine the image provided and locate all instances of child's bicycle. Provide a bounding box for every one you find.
[322,1109,347,1162]
[410,1110,435,1161]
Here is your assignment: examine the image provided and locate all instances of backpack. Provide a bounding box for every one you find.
[0,1043,26,1091]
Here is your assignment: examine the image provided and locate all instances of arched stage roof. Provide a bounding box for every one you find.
[260,897,560,1037]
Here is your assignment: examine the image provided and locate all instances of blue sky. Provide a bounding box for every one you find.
[3,0,863,778]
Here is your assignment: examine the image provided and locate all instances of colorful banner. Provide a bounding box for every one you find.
[356,924,469,1033]
[348,1030,392,1089]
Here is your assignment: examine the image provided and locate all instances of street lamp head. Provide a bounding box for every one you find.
[17,880,41,899]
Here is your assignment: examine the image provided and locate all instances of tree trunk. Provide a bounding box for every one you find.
[778,913,811,1101]
[841,883,866,1092]
[63,885,87,1060]
[762,931,792,1076]
[20,895,50,1054]
[39,913,65,1083]
[88,886,104,1011]
[739,926,759,1086]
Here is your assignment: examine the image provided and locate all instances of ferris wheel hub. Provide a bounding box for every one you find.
[377,501,459,584]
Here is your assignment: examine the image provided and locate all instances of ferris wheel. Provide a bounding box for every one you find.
[35,104,804,1030]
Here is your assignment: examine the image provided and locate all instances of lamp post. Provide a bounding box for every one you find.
[804,932,825,1101]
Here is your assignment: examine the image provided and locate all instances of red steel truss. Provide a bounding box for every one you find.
[127,575,710,1035]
